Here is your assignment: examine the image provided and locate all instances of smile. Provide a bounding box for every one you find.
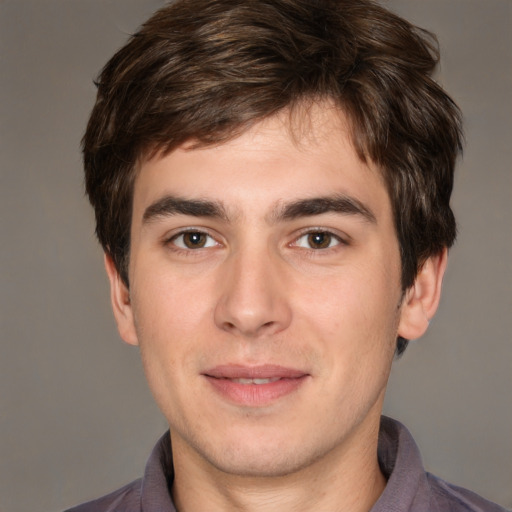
[203,365,309,406]
[230,377,281,385]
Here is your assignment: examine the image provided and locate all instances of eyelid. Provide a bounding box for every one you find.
[162,226,350,253]
[164,227,222,250]
[289,227,350,249]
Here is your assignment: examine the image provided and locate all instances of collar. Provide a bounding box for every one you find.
[139,417,432,512]
[372,416,433,511]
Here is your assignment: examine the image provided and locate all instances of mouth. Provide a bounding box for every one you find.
[229,377,281,385]
[202,365,309,406]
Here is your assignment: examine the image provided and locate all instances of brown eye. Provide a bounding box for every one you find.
[173,231,216,249]
[183,232,207,248]
[307,232,333,249]
[294,231,341,250]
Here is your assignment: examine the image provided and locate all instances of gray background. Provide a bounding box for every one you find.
[1,1,511,511]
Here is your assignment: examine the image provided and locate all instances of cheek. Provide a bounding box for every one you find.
[129,271,213,390]
[300,268,397,329]
[131,278,206,423]
[133,264,214,336]
[294,259,401,365]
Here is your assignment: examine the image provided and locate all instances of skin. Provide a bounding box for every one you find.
[106,105,447,512]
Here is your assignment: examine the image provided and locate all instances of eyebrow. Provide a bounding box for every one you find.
[270,194,377,224]
[142,196,229,224]
[141,193,376,226]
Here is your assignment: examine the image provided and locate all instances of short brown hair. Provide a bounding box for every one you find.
[83,0,463,353]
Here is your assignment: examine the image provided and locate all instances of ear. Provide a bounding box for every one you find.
[397,248,448,341]
[104,254,139,346]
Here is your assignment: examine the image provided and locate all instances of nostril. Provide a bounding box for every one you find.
[213,283,293,337]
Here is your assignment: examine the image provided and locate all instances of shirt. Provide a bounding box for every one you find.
[65,416,509,512]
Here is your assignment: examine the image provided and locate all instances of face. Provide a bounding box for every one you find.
[108,105,437,479]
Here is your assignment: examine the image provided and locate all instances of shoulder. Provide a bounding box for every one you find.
[376,417,509,512]
[427,473,510,512]
[63,478,142,512]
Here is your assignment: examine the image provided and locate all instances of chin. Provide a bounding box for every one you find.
[208,448,310,478]
[194,429,333,479]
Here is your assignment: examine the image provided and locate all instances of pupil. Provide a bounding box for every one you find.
[184,232,205,248]
[308,232,330,249]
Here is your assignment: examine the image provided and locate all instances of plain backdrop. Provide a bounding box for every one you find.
[1,1,511,511]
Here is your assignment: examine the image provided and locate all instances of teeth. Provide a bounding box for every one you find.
[232,377,280,385]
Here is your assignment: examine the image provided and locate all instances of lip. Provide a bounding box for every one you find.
[203,365,310,406]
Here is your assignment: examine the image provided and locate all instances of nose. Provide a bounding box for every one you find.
[214,247,292,338]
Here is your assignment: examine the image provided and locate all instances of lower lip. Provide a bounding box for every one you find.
[204,376,308,406]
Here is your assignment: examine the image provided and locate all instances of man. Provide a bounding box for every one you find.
[66,0,507,511]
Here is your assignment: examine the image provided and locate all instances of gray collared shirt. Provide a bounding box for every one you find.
[65,417,509,512]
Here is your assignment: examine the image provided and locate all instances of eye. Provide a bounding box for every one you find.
[294,231,341,250]
[171,231,218,249]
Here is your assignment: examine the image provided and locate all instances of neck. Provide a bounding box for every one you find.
[171,414,386,512]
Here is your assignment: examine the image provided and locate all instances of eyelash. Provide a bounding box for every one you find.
[290,229,348,252]
[165,229,220,253]
[164,227,348,255]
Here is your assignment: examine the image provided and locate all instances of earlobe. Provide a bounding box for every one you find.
[104,254,139,346]
[397,248,448,341]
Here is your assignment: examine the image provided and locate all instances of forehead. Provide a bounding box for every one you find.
[132,103,389,218]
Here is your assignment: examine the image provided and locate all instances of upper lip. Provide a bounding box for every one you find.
[203,365,308,380]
